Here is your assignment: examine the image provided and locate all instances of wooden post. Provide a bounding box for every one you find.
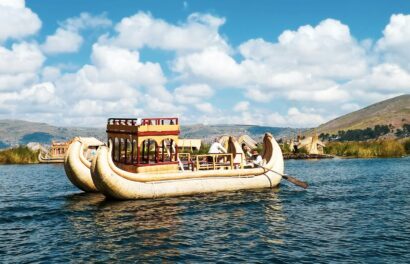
[141,141,145,163]
[124,139,127,164]
[175,143,178,162]
[137,144,140,165]
[155,142,159,163]
[131,138,134,164]
[147,139,151,163]
[170,139,173,161]
[162,140,165,162]
[119,139,122,162]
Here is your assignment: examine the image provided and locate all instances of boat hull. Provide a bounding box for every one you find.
[38,153,64,163]
[64,138,103,192]
[91,133,284,200]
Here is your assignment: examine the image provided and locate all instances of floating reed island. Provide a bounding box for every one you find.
[64,117,308,200]
[280,133,335,159]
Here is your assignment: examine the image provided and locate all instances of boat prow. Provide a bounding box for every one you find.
[64,137,104,192]
[91,133,284,200]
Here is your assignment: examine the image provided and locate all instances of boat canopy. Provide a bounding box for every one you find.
[106,118,180,173]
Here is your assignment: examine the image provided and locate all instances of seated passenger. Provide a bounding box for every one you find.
[251,150,262,166]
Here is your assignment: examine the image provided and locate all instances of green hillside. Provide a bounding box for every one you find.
[316,94,410,135]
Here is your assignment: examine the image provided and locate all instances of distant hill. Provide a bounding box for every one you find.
[0,120,106,147]
[315,94,410,135]
[0,119,300,148]
[181,124,298,142]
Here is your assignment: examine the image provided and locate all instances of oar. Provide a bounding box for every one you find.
[255,164,309,189]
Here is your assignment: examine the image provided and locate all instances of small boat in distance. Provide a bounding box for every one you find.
[82,117,284,200]
[39,140,72,163]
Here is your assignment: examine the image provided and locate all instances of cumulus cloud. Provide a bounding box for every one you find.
[195,102,214,113]
[174,83,214,104]
[286,86,350,102]
[233,101,249,112]
[377,14,410,70]
[0,82,63,115]
[344,63,410,94]
[2,9,410,128]
[172,17,369,109]
[240,19,367,79]
[109,12,229,52]
[0,0,41,42]
[42,13,111,54]
[0,43,44,91]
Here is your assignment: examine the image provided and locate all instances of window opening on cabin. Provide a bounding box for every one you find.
[107,117,180,167]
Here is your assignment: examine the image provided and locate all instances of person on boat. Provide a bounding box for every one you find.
[251,150,262,166]
[208,138,227,164]
[208,138,227,154]
[242,143,252,159]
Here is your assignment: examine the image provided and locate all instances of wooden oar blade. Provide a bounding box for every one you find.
[283,175,309,189]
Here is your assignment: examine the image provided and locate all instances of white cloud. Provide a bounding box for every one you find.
[344,63,410,93]
[174,83,213,104]
[172,18,368,106]
[239,19,368,80]
[0,82,63,114]
[3,10,410,128]
[41,66,61,82]
[244,88,275,103]
[63,12,112,31]
[0,43,44,91]
[284,107,325,127]
[0,0,24,8]
[341,103,360,112]
[42,29,83,54]
[42,13,111,54]
[287,85,350,102]
[376,14,410,70]
[195,102,214,113]
[0,0,41,42]
[173,47,243,85]
[233,101,249,112]
[110,12,229,52]
[91,44,166,87]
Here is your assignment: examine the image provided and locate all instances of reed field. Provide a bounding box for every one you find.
[324,139,409,158]
[0,147,39,164]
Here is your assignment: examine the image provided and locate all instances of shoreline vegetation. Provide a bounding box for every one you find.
[280,138,410,158]
[0,138,409,165]
[0,146,39,164]
[323,139,410,158]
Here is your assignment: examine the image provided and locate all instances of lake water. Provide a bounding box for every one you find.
[1,157,409,263]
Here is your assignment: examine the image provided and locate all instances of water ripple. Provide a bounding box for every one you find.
[0,158,410,262]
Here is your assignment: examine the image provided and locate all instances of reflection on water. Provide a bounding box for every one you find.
[1,158,410,262]
[60,190,286,262]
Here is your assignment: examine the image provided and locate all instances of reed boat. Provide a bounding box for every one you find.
[64,137,104,192]
[90,118,284,200]
[38,141,71,163]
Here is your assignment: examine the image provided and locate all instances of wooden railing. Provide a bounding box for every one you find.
[107,117,179,126]
[193,153,234,170]
[177,153,193,171]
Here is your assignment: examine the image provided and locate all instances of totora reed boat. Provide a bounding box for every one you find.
[64,117,284,200]
[64,137,104,192]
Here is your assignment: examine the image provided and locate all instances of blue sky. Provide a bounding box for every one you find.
[1,0,410,127]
